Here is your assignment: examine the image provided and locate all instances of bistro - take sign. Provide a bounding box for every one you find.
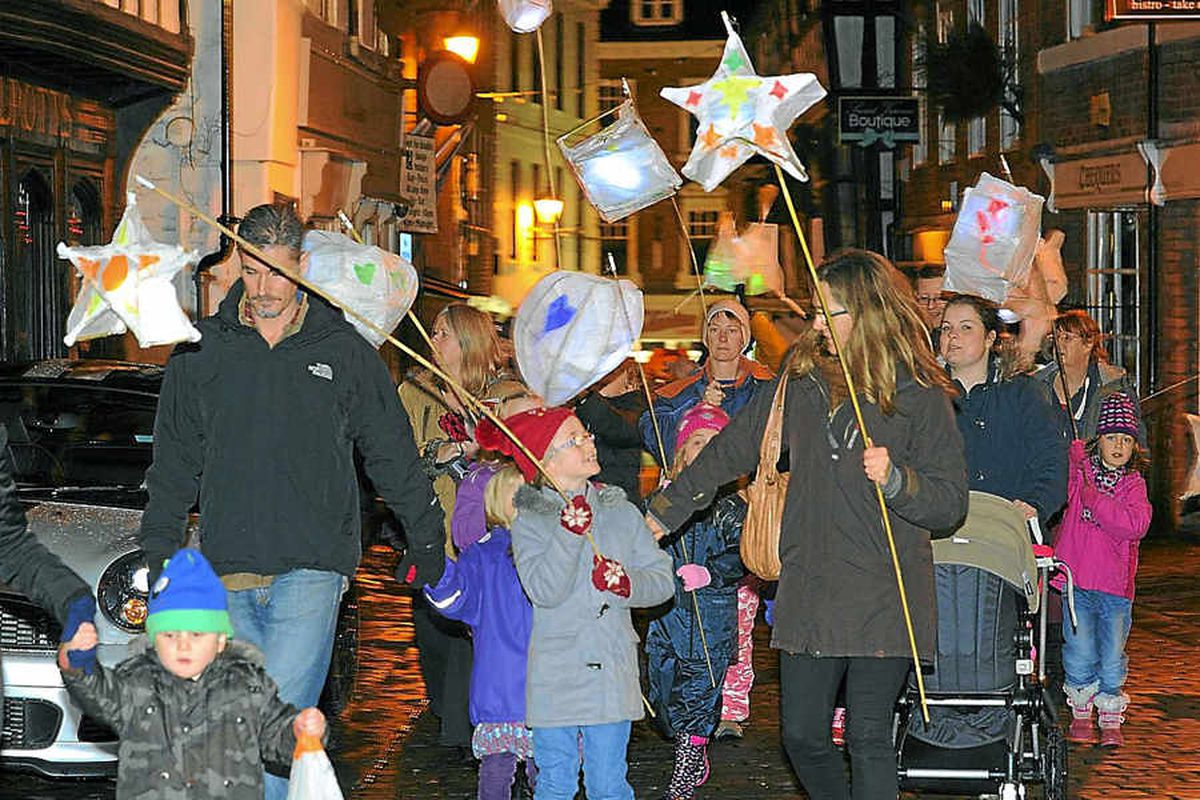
[838,96,921,149]
[1108,0,1200,18]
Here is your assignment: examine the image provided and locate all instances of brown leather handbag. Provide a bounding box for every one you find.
[740,376,789,580]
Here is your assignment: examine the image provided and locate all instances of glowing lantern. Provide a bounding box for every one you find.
[59,192,200,348]
[498,0,552,33]
[558,99,682,223]
[513,271,643,405]
[942,172,1045,303]
[302,230,419,348]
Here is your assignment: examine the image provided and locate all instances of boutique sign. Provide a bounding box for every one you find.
[838,96,921,149]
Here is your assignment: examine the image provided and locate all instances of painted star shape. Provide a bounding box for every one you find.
[59,192,201,348]
[660,13,827,192]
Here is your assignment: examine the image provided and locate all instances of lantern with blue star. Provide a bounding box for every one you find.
[660,12,827,192]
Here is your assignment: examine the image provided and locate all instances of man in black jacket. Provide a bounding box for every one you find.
[138,204,445,800]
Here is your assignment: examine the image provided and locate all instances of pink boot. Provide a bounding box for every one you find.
[1095,693,1128,748]
[1064,684,1097,745]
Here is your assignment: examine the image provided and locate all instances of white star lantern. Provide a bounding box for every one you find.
[59,192,201,348]
[661,12,827,192]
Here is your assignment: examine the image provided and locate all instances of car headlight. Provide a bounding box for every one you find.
[97,551,150,633]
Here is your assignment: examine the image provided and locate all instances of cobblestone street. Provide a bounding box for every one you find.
[5,538,1200,799]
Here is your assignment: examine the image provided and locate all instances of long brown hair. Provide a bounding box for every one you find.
[435,303,501,395]
[789,249,954,413]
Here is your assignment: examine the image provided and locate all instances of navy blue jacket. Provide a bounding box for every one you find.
[424,527,532,724]
[951,360,1069,522]
[646,493,745,736]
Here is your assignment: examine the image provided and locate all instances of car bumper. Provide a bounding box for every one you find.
[2,644,130,777]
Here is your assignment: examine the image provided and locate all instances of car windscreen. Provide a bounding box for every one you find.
[0,383,157,489]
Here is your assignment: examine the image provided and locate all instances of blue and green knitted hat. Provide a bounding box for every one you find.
[145,548,233,641]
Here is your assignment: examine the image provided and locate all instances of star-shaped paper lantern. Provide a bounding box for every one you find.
[661,12,827,192]
[59,192,201,348]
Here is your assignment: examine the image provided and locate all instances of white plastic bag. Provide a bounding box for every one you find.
[301,230,418,348]
[286,736,344,800]
[942,173,1045,303]
[513,271,643,406]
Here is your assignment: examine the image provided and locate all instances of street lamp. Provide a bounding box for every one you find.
[534,197,564,226]
[443,34,479,64]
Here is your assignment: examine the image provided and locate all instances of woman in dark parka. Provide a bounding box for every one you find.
[648,250,968,800]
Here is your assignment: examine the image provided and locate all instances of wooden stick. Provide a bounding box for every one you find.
[136,175,601,559]
[774,164,930,723]
[670,196,708,316]
[605,253,715,689]
[534,28,562,269]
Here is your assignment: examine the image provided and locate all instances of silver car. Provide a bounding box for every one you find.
[0,360,360,778]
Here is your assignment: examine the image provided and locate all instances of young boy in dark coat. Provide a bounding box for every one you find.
[59,549,325,800]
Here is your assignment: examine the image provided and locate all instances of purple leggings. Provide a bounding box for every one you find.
[478,752,536,800]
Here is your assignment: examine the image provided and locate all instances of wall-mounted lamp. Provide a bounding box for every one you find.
[443,34,480,64]
[534,197,565,226]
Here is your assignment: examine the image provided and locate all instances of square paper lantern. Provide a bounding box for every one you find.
[943,172,1045,303]
[498,0,552,33]
[558,100,682,223]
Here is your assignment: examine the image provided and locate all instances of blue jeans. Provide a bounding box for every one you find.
[1062,587,1132,697]
[532,721,633,800]
[227,569,347,800]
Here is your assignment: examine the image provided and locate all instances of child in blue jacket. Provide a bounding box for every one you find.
[425,464,534,799]
[646,403,745,800]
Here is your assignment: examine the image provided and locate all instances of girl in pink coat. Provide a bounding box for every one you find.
[1054,391,1151,748]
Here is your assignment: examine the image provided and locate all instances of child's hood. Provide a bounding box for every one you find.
[514,482,628,515]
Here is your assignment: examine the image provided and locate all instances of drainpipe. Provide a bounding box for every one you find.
[1146,21,1158,391]
[194,0,235,319]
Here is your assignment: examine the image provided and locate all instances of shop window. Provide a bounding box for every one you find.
[1068,0,1100,40]
[12,171,66,361]
[1086,210,1141,390]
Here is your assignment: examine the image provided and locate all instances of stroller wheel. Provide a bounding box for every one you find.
[1042,726,1068,800]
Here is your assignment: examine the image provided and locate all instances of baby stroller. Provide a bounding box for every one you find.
[895,491,1068,800]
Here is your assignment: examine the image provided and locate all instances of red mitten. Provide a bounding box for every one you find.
[560,495,593,536]
[591,555,631,598]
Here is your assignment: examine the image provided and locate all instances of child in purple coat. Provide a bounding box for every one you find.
[425,464,535,798]
[1054,392,1152,748]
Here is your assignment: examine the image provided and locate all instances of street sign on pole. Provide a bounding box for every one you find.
[1108,0,1200,19]
[398,133,438,234]
[838,96,921,149]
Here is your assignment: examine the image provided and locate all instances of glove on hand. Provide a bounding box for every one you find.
[764,599,776,627]
[396,547,446,587]
[560,495,593,536]
[591,555,631,598]
[61,594,96,643]
[68,647,98,675]
[676,564,712,592]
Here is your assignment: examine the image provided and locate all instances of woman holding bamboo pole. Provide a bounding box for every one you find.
[647,249,968,800]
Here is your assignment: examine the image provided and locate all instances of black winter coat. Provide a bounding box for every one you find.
[0,424,91,625]
[649,367,968,662]
[139,283,444,580]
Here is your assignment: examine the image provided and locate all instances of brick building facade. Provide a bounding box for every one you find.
[897,5,1200,529]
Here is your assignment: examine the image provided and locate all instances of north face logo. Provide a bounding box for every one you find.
[307,362,334,381]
